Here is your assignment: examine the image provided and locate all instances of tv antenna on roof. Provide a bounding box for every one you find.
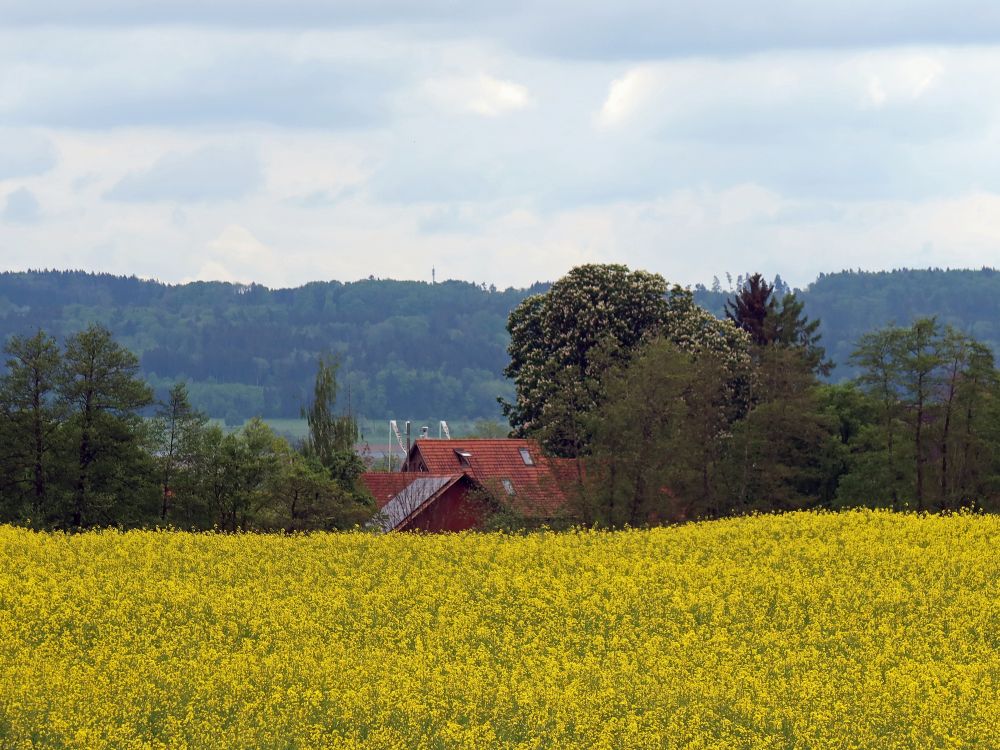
[388,420,407,471]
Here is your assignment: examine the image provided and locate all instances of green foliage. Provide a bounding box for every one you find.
[9,267,1000,529]
[725,272,832,375]
[0,328,377,531]
[9,268,1000,423]
[262,450,374,531]
[300,355,368,506]
[166,417,371,531]
[467,419,509,438]
[0,331,63,523]
[60,324,156,527]
[150,382,210,521]
[697,267,1000,382]
[578,341,732,525]
[838,318,1000,511]
[502,264,751,457]
[579,338,836,528]
[725,272,774,345]
[727,346,836,512]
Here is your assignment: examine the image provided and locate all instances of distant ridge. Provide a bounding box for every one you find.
[0,270,546,422]
[3,267,1000,420]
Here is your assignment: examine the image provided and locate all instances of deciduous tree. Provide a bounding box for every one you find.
[842,318,1000,510]
[301,355,365,490]
[579,340,735,526]
[728,346,835,512]
[152,382,210,522]
[502,264,750,457]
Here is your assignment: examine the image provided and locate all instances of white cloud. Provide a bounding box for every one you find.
[423,73,532,116]
[857,51,944,108]
[597,51,957,136]
[867,76,888,107]
[189,225,281,284]
[467,74,532,116]
[598,67,657,127]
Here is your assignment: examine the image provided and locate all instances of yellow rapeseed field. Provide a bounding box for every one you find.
[1,510,999,749]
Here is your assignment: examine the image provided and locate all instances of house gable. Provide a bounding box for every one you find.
[362,438,573,532]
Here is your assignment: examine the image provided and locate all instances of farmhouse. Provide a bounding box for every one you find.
[360,438,574,531]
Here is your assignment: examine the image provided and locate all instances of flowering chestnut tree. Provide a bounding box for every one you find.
[501,264,751,457]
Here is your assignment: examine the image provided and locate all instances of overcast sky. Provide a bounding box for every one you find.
[3,2,1000,290]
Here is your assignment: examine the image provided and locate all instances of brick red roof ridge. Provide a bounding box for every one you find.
[360,471,459,509]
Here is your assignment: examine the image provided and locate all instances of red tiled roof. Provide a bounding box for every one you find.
[551,457,583,488]
[407,438,574,517]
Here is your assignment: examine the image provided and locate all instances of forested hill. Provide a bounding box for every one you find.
[3,267,1000,421]
[0,271,546,422]
[693,267,1000,379]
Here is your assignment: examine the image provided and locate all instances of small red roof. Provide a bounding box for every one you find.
[360,473,465,530]
[359,473,420,509]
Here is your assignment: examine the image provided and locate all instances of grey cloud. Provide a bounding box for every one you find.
[72,173,101,192]
[105,145,262,202]
[418,204,485,234]
[3,1,1000,58]
[375,159,511,204]
[365,46,996,210]
[0,0,481,28]
[567,139,966,205]
[4,45,394,129]
[0,131,57,178]
[757,201,848,225]
[505,2,1000,59]
[372,114,983,214]
[286,186,359,209]
[2,187,41,223]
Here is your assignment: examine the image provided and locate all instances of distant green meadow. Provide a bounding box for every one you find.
[216,418,496,442]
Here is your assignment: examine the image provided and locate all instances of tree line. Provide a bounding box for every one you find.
[6,266,1000,532]
[0,326,373,530]
[504,266,1000,527]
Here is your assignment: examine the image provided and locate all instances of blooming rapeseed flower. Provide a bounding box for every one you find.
[0,510,998,748]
